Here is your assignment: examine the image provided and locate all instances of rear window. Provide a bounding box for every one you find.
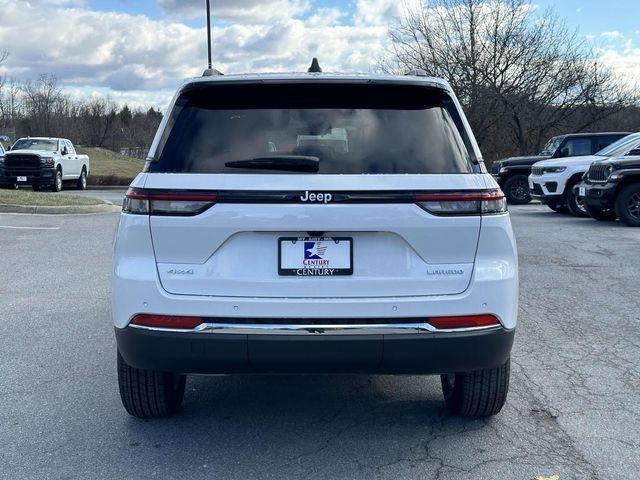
[149,83,477,174]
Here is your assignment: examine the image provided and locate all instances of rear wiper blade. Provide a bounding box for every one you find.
[225,155,319,173]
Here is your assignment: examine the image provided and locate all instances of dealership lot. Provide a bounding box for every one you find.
[1,204,638,480]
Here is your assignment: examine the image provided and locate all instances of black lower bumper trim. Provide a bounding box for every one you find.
[530,192,564,205]
[584,182,618,209]
[1,168,55,186]
[115,326,515,375]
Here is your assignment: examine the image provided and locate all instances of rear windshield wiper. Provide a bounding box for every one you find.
[225,155,319,173]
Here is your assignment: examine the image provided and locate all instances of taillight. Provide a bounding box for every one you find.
[131,314,203,329]
[415,191,506,215]
[428,314,500,330]
[123,188,218,216]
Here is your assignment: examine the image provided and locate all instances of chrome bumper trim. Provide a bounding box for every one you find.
[129,322,501,335]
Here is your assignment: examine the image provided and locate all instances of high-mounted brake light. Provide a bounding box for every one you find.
[416,191,506,215]
[131,314,204,329]
[123,188,218,216]
[428,314,500,330]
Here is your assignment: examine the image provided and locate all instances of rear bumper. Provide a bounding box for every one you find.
[115,324,515,374]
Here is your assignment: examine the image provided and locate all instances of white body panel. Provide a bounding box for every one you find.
[529,155,599,197]
[113,172,518,329]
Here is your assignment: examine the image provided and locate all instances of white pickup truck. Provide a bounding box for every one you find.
[0,137,90,192]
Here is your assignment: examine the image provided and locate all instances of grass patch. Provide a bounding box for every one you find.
[77,147,145,186]
[0,189,106,206]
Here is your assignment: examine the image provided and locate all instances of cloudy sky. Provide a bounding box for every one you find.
[0,0,638,109]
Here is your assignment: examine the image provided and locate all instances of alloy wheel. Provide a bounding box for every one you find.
[510,178,529,202]
[627,192,640,220]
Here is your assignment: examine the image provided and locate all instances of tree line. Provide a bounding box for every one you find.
[0,73,162,158]
[385,0,640,162]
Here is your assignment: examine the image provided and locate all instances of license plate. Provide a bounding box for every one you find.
[279,237,353,276]
[579,186,586,196]
[17,176,27,182]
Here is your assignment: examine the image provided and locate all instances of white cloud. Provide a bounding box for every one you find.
[597,44,640,90]
[0,0,395,107]
[354,0,422,26]
[600,31,624,39]
[0,0,637,108]
[157,0,310,23]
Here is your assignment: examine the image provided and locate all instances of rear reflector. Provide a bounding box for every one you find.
[123,188,218,216]
[416,191,506,215]
[427,315,500,330]
[131,314,203,329]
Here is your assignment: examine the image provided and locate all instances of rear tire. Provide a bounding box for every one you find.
[503,175,531,205]
[441,358,510,417]
[615,184,640,227]
[566,188,589,217]
[117,351,186,418]
[585,205,616,221]
[76,168,87,190]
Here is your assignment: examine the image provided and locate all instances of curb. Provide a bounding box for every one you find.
[0,203,121,215]
[85,185,129,191]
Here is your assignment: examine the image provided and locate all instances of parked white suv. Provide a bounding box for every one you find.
[529,132,640,216]
[112,69,519,419]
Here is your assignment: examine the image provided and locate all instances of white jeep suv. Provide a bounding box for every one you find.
[529,132,640,216]
[112,69,518,419]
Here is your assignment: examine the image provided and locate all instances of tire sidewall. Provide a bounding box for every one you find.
[615,184,640,227]
[78,169,87,190]
[503,175,531,204]
[53,170,62,192]
[567,188,589,217]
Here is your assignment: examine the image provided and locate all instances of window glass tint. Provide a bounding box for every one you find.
[540,136,563,156]
[12,139,58,152]
[563,138,592,156]
[594,136,618,152]
[596,133,640,156]
[150,84,476,175]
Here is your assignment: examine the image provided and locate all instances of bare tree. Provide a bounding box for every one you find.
[386,0,637,159]
[78,97,118,147]
[21,74,64,135]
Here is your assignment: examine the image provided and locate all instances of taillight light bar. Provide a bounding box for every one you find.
[123,188,218,216]
[415,190,506,215]
[427,314,500,330]
[131,314,204,329]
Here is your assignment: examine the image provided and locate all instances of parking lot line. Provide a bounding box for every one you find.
[0,225,61,230]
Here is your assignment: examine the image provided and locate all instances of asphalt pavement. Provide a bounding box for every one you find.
[63,188,127,206]
[0,204,638,480]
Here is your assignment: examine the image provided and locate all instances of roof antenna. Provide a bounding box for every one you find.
[203,0,223,76]
[308,57,322,73]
